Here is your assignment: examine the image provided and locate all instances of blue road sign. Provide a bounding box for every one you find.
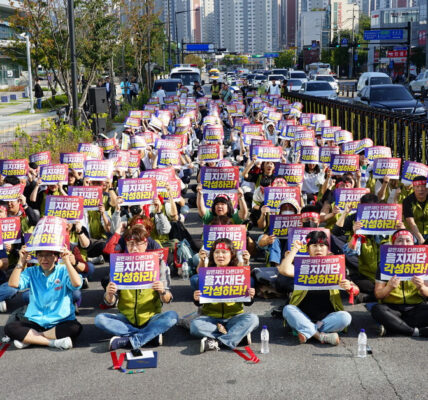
[354,54,358,61]
[341,38,348,47]
[264,53,279,58]
[184,43,214,53]
[364,29,404,41]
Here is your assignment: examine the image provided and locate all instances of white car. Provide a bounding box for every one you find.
[409,71,428,97]
[299,81,337,99]
[288,71,308,83]
[286,79,303,92]
[313,75,338,93]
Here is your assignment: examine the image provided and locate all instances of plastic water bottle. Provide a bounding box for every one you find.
[357,329,367,358]
[260,325,269,354]
[182,262,189,280]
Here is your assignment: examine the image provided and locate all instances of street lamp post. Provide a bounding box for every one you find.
[67,0,79,127]
[20,33,34,114]
[175,8,200,64]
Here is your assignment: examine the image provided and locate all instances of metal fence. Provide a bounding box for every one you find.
[285,92,428,164]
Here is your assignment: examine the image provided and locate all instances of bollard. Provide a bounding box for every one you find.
[22,92,28,98]
[1,96,8,103]
[10,94,17,101]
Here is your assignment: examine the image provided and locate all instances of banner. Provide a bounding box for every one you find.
[380,245,428,280]
[203,125,224,142]
[110,252,159,290]
[295,130,315,142]
[264,187,301,212]
[0,217,21,244]
[319,146,340,164]
[78,143,103,160]
[26,216,67,252]
[203,225,246,252]
[124,117,142,128]
[365,146,392,162]
[321,126,340,141]
[273,164,304,186]
[199,266,251,304]
[330,154,359,175]
[279,125,297,140]
[0,159,28,179]
[68,186,103,210]
[128,152,141,173]
[129,110,146,119]
[294,255,345,290]
[401,161,428,185]
[84,160,113,181]
[267,111,282,122]
[198,144,222,162]
[268,214,303,237]
[130,135,147,150]
[117,178,157,206]
[29,151,51,167]
[242,124,263,145]
[109,150,130,171]
[0,184,24,202]
[356,203,402,235]
[155,138,181,151]
[60,153,86,172]
[334,130,353,144]
[251,139,272,147]
[157,149,181,168]
[372,158,402,180]
[200,166,239,192]
[341,141,360,155]
[44,195,84,221]
[287,228,331,256]
[250,145,282,162]
[98,138,117,154]
[355,138,374,154]
[140,168,175,192]
[300,146,319,164]
[334,188,370,211]
[157,178,181,202]
[40,164,68,185]
[203,192,238,210]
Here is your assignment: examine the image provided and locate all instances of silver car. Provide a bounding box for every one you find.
[286,79,303,92]
[299,81,338,99]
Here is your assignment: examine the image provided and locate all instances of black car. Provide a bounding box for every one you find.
[355,84,426,116]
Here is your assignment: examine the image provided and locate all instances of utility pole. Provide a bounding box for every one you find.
[406,21,411,82]
[147,3,151,92]
[167,0,171,70]
[67,0,79,127]
[350,4,356,78]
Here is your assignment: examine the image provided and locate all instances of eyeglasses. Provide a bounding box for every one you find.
[126,240,147,249]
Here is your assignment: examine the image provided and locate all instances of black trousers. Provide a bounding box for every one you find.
[371,303,428,336]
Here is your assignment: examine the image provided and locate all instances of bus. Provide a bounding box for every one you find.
[170,65,202,92]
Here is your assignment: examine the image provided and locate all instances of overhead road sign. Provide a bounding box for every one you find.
[341,38,348,47]
[264,53,279,58]
[184,43,215,53]
[364,29,404,41]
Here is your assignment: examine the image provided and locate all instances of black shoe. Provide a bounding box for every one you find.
[418,327,428,337]
[200,337,220,353]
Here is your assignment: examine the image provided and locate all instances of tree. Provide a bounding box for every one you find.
[274,50,295,68]
[8,0,120,110]
[410,47,426,70]
[184,54,205,69]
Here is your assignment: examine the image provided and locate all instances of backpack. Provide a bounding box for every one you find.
[174,239,197,276]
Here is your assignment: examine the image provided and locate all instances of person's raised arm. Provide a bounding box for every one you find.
[196,184,206,218]
[243,155,257,180]
[8,246,28,288]
[405,217,425,244]
[278,240,303,277]
[237,188,248,221]
[61,250,83,288]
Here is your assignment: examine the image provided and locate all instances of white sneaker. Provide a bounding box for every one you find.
[200,337,220,353]
[0,300,6,313]
[319,332,340,346]
[52,337,73,350]
[14,340,29,349]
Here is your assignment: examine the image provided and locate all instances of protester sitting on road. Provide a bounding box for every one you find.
[94,225,178,350]
[279,231,357,345]
[371,229,428,337]
[4,246,83,350]
[190,238,259,352]
[196,187,247,225]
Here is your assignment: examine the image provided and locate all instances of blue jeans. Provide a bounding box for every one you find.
[190,274,199,291]
[0,282,18,302]
[190,313,259,349]
[83,262,95,280]
[95,311,178,349]
[257,235,282,265]
[36,98,42,109]
[283,305,352,339]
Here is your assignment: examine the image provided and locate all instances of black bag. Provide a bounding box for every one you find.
[168,220,199,252]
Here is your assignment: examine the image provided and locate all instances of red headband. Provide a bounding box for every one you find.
[301,212,320,221]
[132,218,145,226]
[306,238,326,245]
[391,230,414,244]
[412,180,427,187]
[216,194,230,201]
[215,243,230,251]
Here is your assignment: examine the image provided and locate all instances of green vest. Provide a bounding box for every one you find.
[118,288,162,327]
[380,281,423,305]
[201,302,244,319]
[87,210,107,239]
[324,201,341,230]
[358,236,380,282]
[398,184,413,204]
[290,289,344,311]
[211,84,220,96]
[406,199,428,236]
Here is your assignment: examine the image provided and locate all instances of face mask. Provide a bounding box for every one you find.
[303,221,318,228]
[281,210,294,215]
